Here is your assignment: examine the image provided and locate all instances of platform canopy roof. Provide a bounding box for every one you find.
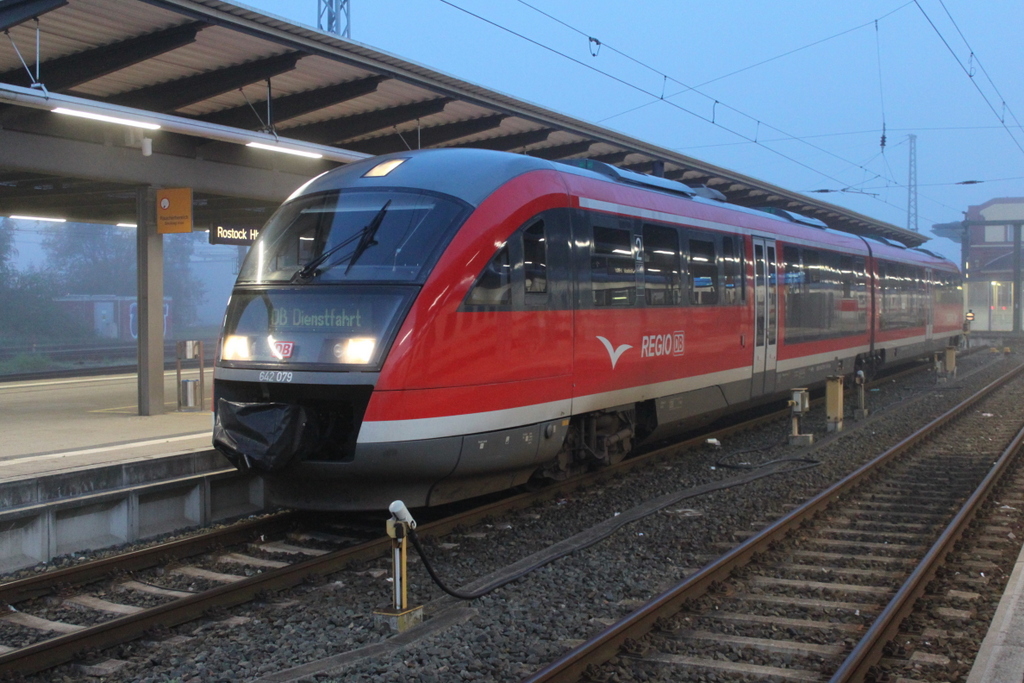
[0,0,926,246]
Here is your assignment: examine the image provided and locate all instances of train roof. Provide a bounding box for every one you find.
[289,148,554,207]
[288,149,955,269]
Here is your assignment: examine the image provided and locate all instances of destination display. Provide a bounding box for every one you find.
[220,286,415,367]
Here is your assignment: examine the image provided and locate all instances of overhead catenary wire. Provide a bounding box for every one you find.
[677,124,1024,152]
[912,0,1024,158]
[935,0,1024,135]
[594,1,916,124]
[508,0,909,192]
[435,0,905,206]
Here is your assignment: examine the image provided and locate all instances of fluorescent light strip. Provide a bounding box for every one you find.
[246,141,323,159]
[53,107,161,131]
[10,215,66,223]
[116,223,137,228]
[0,83,368,164]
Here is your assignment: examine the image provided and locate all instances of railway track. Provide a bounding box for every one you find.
[525,361,1024,683]
[0,342,175,363]
[0,341,216,382]
[0,363,899,679]
[0,355,1004,680]
[0,406,771,680]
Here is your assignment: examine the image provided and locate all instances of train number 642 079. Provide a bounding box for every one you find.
[258,371,293,383]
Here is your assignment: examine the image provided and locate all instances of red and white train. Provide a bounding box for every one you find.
[213,149,963,510]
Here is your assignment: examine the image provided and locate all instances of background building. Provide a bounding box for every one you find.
[933,198,1024,333]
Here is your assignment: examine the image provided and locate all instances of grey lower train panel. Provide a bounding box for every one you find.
[265,437,464,510]
[264,418,570,510]
[428,418,569,506]
[777,353,858,391]
[645,378,747,442]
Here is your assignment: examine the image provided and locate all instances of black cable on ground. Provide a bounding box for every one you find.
[407,457,820,600]
[714,443,819,471]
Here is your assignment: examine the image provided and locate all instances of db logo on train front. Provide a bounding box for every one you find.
[273,341,295,359]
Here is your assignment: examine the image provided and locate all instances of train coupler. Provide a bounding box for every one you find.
[373,500,423,632]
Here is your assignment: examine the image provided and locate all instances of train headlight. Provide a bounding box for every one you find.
[333,337,376,364]
[222,335,252,361]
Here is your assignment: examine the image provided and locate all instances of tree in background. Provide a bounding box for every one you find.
[0,217,15,284]
[0,218,87,343]
[41,224,206,335]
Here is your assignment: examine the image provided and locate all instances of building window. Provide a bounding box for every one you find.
[985,225,1011,242]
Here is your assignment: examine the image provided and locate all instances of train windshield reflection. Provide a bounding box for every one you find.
[239,189,469,284]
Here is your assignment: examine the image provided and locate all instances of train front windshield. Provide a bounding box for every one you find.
[238,189,468,284]
[221,188,469,370]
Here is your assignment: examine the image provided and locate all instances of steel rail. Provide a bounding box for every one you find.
[0,358,961,676]
[0,512,298,605]
[523,360,1024,683]
[0,374,834,676]
[832,398,1024,681]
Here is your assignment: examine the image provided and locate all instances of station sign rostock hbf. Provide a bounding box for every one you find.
[210,225,261,246]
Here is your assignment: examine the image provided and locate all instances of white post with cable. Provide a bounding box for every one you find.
[374,501,424,632]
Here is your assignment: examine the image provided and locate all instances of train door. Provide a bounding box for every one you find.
[752,237,778,396]
[925,267,934,340]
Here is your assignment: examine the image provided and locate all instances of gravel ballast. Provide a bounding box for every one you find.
[14,351,1021,683]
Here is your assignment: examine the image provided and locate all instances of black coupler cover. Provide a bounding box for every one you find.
[214,399,317,472]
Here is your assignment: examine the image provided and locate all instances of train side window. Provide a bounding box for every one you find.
[522,219,547,294]
[839,255,854,297]
[592,225,636,307]
[688,237,718,305]
[721,235,743,305]
[465,244,511,307]
[642,223,682,306]
[803,250,821,284]
[782,245,804,343]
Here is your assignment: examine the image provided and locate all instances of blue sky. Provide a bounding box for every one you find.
[241,0,1024,263]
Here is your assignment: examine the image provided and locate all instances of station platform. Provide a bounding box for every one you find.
[0,368,215,479]
[0,369,263,572]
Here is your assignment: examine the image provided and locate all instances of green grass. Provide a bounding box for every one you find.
[0,353,56,375]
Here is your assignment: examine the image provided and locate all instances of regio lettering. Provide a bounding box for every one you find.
[640,331,685,358]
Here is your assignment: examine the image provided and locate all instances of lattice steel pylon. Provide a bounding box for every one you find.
[907,133,918,232]
[318,0,351,38]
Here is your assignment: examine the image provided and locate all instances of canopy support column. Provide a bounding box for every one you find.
[136,186,164,416]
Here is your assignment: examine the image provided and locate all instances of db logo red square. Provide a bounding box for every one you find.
[273,341,295,358]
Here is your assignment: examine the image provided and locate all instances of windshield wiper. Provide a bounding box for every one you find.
[291,232,356,281]
[343,199,390,275]
[290,200,391,281]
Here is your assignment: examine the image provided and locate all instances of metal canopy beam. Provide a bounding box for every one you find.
[588,151,630,165]
[0,0,65,32]
[452,128,551,152]
[280,97,451,145]
[125,0,922,247]
[527,140,594,160]
[0,22,206,91]
[108,51,304,112]
[0,127,321,202]
[344,114,506,155]
[0,177,126,197]
[622,160,654,174]
[195,75,387,129]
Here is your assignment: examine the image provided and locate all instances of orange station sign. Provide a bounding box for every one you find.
[156,188,193,234]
